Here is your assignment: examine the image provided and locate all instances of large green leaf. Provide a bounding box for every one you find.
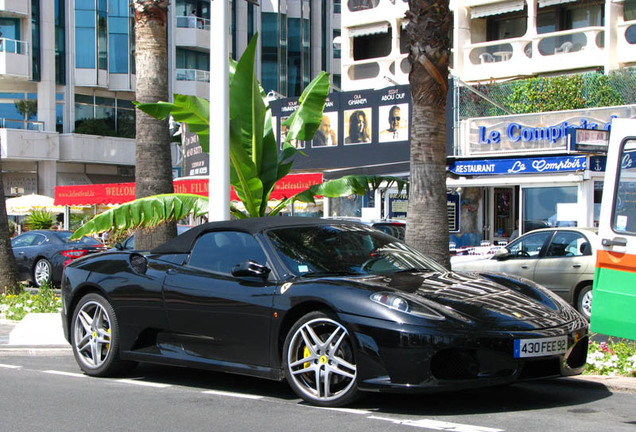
[136,96,211,152]
[70,194,209,239]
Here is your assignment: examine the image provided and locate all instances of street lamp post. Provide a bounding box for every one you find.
[208,0,260,221]
[208,0,230,221]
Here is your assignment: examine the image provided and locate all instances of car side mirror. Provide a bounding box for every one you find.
[494,248,510,261]
[114,242,124,251]
[232,261,271,280]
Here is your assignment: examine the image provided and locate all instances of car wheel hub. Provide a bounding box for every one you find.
[287,318,356,402]
[73,301,113,369]
[35,261,50,286]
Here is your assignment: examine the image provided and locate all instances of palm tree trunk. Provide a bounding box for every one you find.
[0,155,23,294]
[133,0,176,249]
[405,0,452,268]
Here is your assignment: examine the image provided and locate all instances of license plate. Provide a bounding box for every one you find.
[513,336,568,358]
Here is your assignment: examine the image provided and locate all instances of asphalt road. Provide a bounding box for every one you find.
[1,351,635,432]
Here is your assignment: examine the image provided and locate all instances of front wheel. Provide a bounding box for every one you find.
[283,311,360,407]
[576,285,592,321]
[71,293,135,376]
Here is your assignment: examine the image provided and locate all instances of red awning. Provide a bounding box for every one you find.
[54,173,323,206]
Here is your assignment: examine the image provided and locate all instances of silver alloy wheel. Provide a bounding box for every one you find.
[580,288,593,319]
[73,300,113,370]
[286,317,357,403]
[34,259,51,287]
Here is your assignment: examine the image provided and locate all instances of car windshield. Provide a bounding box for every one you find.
[56,231,102,246]
[266,224,446,277]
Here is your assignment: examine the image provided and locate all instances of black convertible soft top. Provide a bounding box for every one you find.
[150,216,361,255]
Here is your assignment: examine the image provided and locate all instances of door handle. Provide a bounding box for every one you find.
[521,265,529,269]
[602,237,627,247]
[572,264,581,268]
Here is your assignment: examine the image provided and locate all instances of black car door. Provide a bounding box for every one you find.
[162,230,276,367]
[12,233,47,279]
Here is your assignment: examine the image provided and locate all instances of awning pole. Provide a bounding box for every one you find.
[64,205,70,230]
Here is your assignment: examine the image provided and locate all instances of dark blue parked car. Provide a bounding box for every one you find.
[11,230,105,287]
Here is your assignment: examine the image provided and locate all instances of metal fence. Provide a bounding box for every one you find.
[455,69,636,120]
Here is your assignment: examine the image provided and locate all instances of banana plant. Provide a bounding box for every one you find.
[71,34,407,240]
[72,194,208,239]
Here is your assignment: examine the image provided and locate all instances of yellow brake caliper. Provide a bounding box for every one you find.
[303,346,311,368]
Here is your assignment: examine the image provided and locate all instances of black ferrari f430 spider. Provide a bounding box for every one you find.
[61,217,588,406]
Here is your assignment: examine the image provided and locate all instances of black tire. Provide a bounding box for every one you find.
[70,293,135,376]
[33,258,52,287]
[282,311,360,407]
[576,284,593,321]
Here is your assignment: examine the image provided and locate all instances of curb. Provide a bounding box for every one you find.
[565,375,636,393]
[0,346,72,356]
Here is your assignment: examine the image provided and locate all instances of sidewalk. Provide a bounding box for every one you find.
[0,313,70,353]
[1,313,635,393]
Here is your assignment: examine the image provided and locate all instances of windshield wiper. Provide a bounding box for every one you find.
[393,268,434,274]
[300,271,362,277]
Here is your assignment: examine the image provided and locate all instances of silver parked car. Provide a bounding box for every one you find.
[451,228,597,320]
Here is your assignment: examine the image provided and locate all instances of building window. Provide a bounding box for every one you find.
[262,12,280,93]
[247,2,255,43]
[75,0,97,69]
[353,32,392,61]
[98,0,107,70]
[31,0,41,81]
[487,10,527,41]
[522,186,578,233]
[0,92,39,130]
[536,2,604,54]
[537,2,604,34]
[347,0,379,13]
[55,0,66,84]
[176,48,210,71]
[74,94,135,138]
[109,0,130,74]
[0,17,22,53]
[280,12,288,95]
[626,0,636,21]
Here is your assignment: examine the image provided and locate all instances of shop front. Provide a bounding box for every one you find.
[446,105,626,247]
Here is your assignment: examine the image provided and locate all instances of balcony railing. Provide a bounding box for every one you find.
[176,68,210,82]
[344,54,409,89]
[176,16,210,31]
[0,118,44,131]
[462,26,605,81]
[0,38,28,55]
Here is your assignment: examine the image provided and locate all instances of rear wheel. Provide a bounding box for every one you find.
[283,311,360,407]
[576,285,592,321]
[34,258,51,287]
[71,293,135,376]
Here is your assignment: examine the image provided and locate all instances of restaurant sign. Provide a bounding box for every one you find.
[449,155,587,176]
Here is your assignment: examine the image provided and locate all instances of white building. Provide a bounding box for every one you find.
[339,0,636,245]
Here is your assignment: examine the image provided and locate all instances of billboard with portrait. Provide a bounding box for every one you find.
[269,85,411,171]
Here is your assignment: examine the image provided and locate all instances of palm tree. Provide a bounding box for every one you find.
[404,1,452,269]
[0,155,22,294]
[132,0,176,250]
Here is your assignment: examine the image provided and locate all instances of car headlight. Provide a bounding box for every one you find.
[370,292,445,320]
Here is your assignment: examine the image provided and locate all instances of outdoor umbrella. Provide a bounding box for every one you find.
[5,193,65,216]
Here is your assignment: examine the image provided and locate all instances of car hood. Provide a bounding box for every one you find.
[344,270,581,330]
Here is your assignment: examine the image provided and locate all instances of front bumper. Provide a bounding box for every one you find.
[341,313,589,393]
